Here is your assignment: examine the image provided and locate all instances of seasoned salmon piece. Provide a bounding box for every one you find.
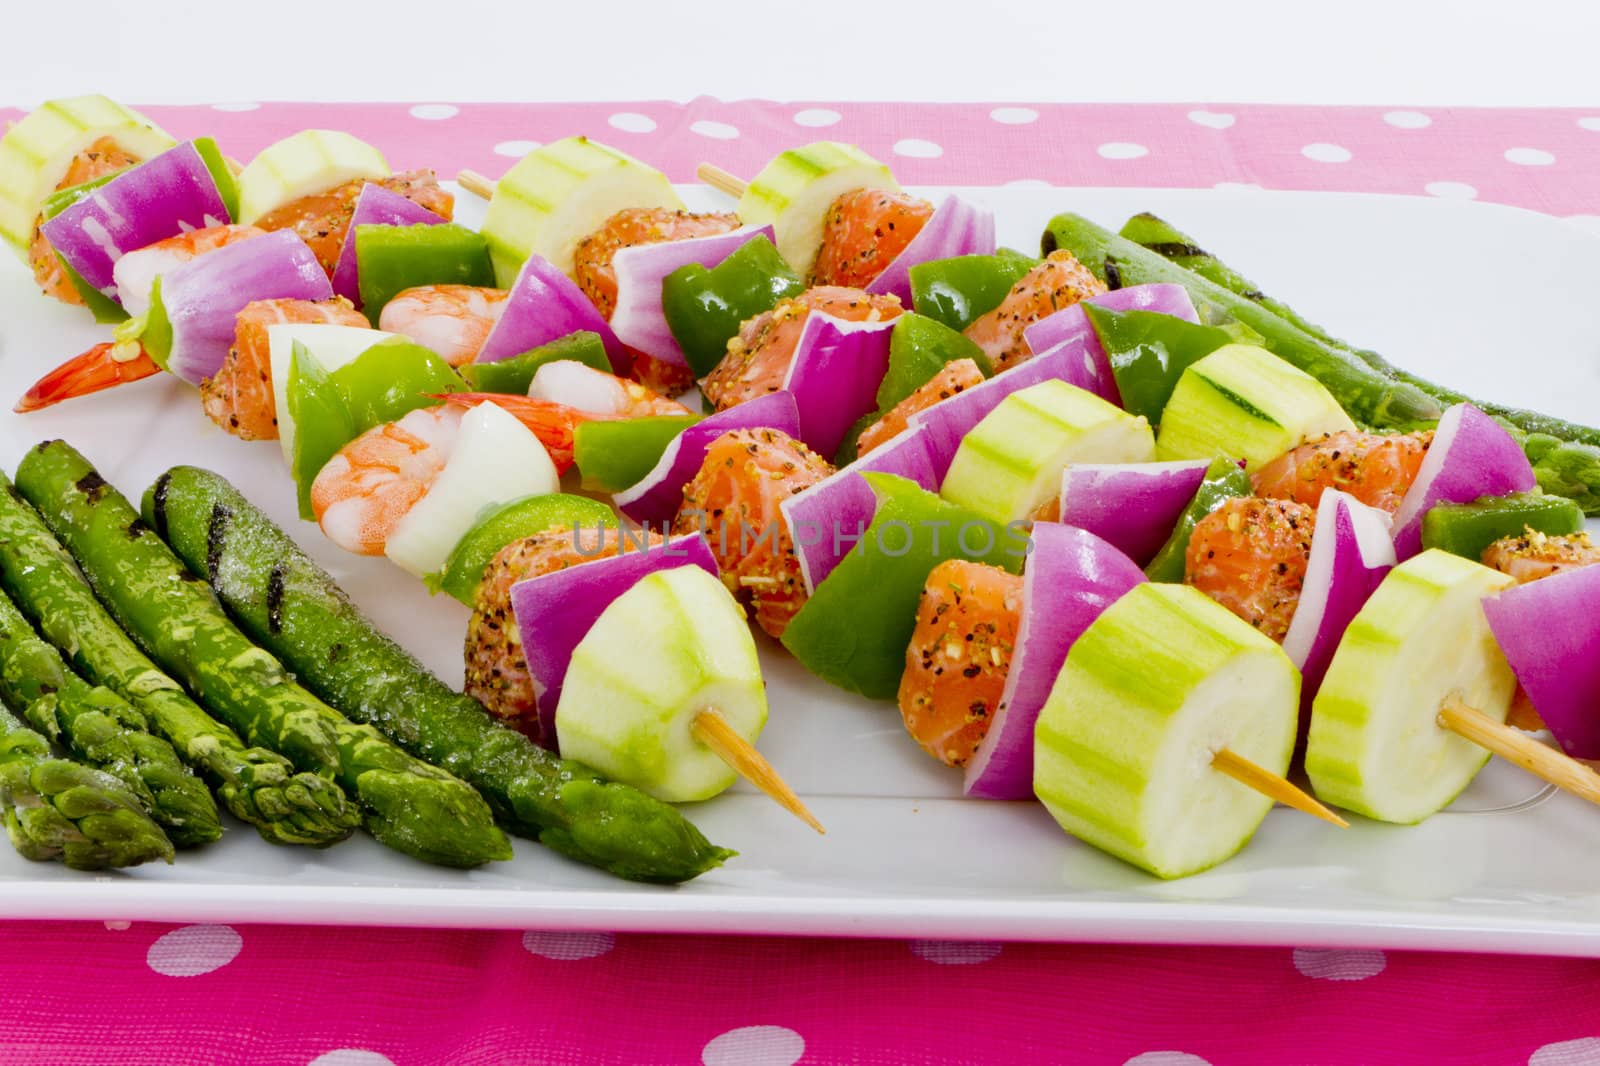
[1252,430,1433,514]
[574,207,742,319]
[897,560,1022,767]
[962,250,1107,373]
[28,136,145,304]
[673,427,834,639]
[1482,529,1600,584]
[1185,496,1316,642]
[254,169,454,276]
[857,358,985,457]
[702,286,903,411]
[809,188,934,289]
[200,297,370,440]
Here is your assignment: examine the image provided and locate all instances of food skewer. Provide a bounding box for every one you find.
[1209,749,1347,827]
[1438,699,1600,806]
[456,168,496,200]
[691,707,825,834]
[696,163,747,199]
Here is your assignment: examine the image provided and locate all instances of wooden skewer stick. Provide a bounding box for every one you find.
[456,169,497,200]
[696,163,748,199]
[1439,697,1600,807]
[691,707,825,834]
[1211,747,1349,828]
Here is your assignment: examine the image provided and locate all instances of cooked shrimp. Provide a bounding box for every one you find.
[200,297,370,440]
[1253,430,1434,514]
[1185,496,1317,642]
[898,559,1022,767]
[310,405,462,556]
[377,284,509,367]
[810,188,934,288]
[702,286,903,411]
[963,250,1107,373]
[114,223,269,316]
[527,360,692,417]
[573,207,742,319]
[857,358,986,456]
[1482,529,1600,584]
[673,427,834,639]
[28,136,144,304]
[254,169,454,276]
[432,392,603,473]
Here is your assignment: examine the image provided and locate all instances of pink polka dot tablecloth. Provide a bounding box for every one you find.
[3,99,1600,1065]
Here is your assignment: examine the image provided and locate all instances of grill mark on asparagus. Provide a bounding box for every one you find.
[266,563,287,635]
[205,503,230,584]
[149,471,172,540]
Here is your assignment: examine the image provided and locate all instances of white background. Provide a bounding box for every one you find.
[3,0,1597,108]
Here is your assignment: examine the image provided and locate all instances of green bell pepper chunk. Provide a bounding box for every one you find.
[1420,492,1584,562]
[1082,303,1233,425]
[288,343,356,519]
[908,248,1038,333]
[780,474,1028,700]
[190,137,240,223]
[662,236,804,378]
[41,169,128,221]
[574,416,703,493]
[141,276,174,369]
[1143,457,1252,583]
[462,331,611,394]
[433,493,617,605]
[354,223,494,324]
[877,313,992,411]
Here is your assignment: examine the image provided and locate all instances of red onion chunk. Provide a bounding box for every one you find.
[1391,403,1536,559]
[780,424,938,594]
[1484,564,1600,759]
[964,523,1145,800]
[610,224,775,367]
[330,183,446,305]
[158,229,331,385]
[1058,459,1210,565]
[42,141,231,302]
[864,195,996,306]
[477,252,629,374]
[1019,284,1200,405]
[781,313,897,458]
[613,390,802,525]
[1282,489,1395,720]
[509,534,719,747]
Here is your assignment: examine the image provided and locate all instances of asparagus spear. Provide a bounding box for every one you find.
[0,586,220,846]
[0,702,174,869]
[1117,212,1600,512]
[0,475,360,848]
[1041,212,1443,430]
[14,442,512,869]
[146,465,736,884]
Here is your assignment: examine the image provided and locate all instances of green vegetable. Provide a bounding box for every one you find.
[1041,214,1441,429]
[1144,458,1252,583]
[191,136,240,224]
[1420,492,1585,561]
[908,249,1038,333]
[0,584,220,847]
[662,235,805,377]
[16,442,510,869]
[434,493,616,606]
[462,331,612,394]
[1521,433,1600,514]
[0,474,360,847]
[1080,303,1232,424]
[40,169,128,222]
[877,312,992,412]
[781,474,1027,700]
[287,344,355,519]
[831,411,880,467]
[354,223,494,324]
[144,465,735,884]
[0,702,174,870]
[574,416,702,493]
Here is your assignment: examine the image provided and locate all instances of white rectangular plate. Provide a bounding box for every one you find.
[2,185,1599,956]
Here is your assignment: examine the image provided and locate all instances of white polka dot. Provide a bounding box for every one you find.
[1292,947,1387,981]
[521,930,615,960]
[893,138,943,159]
[1507,147,1556,166]
[210,102,260,112]
[910,939,1002,964]
[1530,1037,1600,1065]
[1098,142,1149,160]
[702,1026,805,1066]
[1425,181,1478,199]
[690,120,740,141]
[306,1052,397,1066]
[492,140,541,158]
[1124,1054,1212,1066]
[103,920,131,931]
[1214,181,1264,191]
[793,109,841,128]
[1384,110,1433,129]
[409,104,459,121]
[990,107,1040,125]
[1187,110,1235,130]
[608,112,657,134]
[1302,143,1353,163]
[146,924,243,977]
[1578,118,1600,132]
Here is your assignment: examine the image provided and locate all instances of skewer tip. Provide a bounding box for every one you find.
[692,708,824,834]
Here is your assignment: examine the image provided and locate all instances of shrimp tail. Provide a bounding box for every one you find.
[14,342,163,413]
[430,392,611,473]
